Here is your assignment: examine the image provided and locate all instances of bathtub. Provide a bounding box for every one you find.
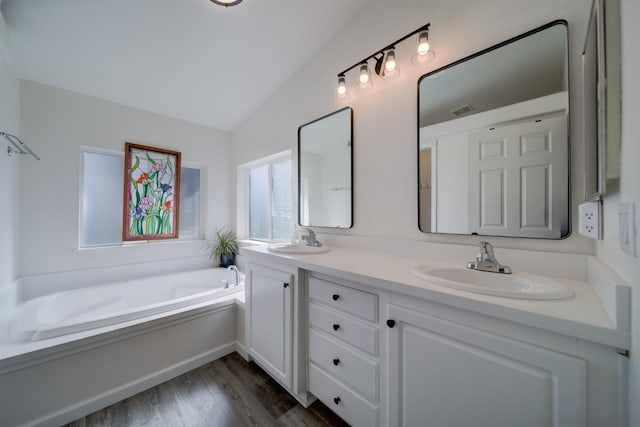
[0,267,246,427]
[9,268,244,342]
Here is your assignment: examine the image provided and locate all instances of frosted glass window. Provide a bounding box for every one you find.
[80,151,201,247]
[249,164,269,240]
[272,160,293,240]
[81,152,123,247]
[179,167,201,238]
[248,159,292,241]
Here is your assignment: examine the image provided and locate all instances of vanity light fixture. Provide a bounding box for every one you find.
[359,63,372,88]
[209,0,243,7]
[417,31,430,55]
[336,23,432,96]
[337,75,347,97]
[384,48,397,73]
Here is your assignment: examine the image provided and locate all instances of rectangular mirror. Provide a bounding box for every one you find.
[418,21,570,239]
[298,107,353,228]
[583,0,621,201]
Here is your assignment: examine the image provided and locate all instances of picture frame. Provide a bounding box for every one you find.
[123,142,181,241]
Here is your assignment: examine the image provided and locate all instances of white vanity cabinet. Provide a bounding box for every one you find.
[242,246,628,427]
[246,262,294,389]
[307,275,381,426]
[386,303,587,427]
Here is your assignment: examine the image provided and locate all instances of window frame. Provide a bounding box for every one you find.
[78,146,204,249]
[238,150,293,243]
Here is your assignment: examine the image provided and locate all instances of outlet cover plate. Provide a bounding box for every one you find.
[579,201,602,239]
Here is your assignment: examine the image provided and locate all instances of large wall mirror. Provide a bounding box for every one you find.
[418,21,570,239]
[298,107,353,228]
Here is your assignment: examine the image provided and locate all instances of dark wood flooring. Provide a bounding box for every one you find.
[64,352,349,427]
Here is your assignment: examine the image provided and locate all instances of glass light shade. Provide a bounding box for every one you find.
[359,64,370,85]
[417,31,430,55]
[385,49,397,72]
[337,76,347,96]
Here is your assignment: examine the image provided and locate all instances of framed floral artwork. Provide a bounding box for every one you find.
[123,143,181,241]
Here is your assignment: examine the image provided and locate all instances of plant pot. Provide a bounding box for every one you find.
[219,253,236,268]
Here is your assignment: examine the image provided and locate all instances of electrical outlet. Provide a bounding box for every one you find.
[618,203,636,256]
[579,201,602,239]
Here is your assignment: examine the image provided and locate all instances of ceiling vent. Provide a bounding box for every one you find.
[452,104,474,116]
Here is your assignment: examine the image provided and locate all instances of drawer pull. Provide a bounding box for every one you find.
[332,323,340,331]
[333,358,340,366]
[333,396,341,405]
[332,293,340,301]
[283,282,290,288]
[386,319,396,328]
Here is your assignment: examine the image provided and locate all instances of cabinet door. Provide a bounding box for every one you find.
[386,304,586,427]
[248,264,293,388]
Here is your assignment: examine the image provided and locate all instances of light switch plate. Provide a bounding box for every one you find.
[618,202,636,256]
[579,201,602,239]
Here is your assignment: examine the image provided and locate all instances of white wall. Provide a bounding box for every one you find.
[232,0,592,254]
[0,65,19,289]
[18,81,233,278]
[0,9,19,293]
[597,0,640,424]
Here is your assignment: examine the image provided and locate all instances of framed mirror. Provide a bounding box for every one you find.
[298,107,353,228]
[418,21,570,239]
[583,0,621,201]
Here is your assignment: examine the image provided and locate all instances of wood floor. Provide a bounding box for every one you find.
[64,352,349,427]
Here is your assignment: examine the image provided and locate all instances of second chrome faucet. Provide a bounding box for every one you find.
[467,241,512,274]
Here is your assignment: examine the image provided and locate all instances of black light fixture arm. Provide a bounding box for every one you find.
[337,23,430,77]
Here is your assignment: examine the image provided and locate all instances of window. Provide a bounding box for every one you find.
[247,157,292,241]
[80,150,201,247]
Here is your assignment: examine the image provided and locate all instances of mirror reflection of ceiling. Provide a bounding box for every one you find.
[419,25,567,128]
[301,114,351,156]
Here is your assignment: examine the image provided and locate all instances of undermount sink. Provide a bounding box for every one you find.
[267,243,330,254]
[411,266,573,300]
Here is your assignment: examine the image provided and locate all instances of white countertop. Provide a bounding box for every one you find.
[243,245,630,350]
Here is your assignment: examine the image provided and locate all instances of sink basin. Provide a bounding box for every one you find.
[411,266,573,300]
[267,243,330,254]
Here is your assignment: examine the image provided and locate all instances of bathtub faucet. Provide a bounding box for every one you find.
[227,265,240,287]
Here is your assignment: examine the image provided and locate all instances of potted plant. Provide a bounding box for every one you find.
[207,228,239,268]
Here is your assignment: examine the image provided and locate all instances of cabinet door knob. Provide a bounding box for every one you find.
[332,294,340,301]
[333,358,340,366]
[333,396,341,405]
[332,323,340,331]
[283,282,289,288]
[386,319,396,328]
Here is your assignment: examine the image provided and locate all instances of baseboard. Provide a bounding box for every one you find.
[28,342,236,427]
[235,341,250,360]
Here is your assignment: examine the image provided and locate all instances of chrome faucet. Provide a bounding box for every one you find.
[227,265,240,286]
[467,241,512,274]
[300,228,322,247]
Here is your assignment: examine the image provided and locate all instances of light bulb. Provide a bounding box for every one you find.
[359,64,369,85]
[337,76,346,96]
[385,49,396,72]
[417,31,430,55]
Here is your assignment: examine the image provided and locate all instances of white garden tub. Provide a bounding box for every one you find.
[9,268,244,342]
[1,267,245,427]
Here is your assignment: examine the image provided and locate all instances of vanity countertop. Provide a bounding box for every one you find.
[242,245,630,350]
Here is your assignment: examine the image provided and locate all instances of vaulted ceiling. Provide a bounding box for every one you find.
[1,0,372,131]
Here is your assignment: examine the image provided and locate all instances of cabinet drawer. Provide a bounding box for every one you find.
[309,363,378,427]
[308,277,377,322]
[309,329,378,400]
[309,303,378,355]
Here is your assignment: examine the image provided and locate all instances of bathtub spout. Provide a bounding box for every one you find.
[227,265,239,286]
